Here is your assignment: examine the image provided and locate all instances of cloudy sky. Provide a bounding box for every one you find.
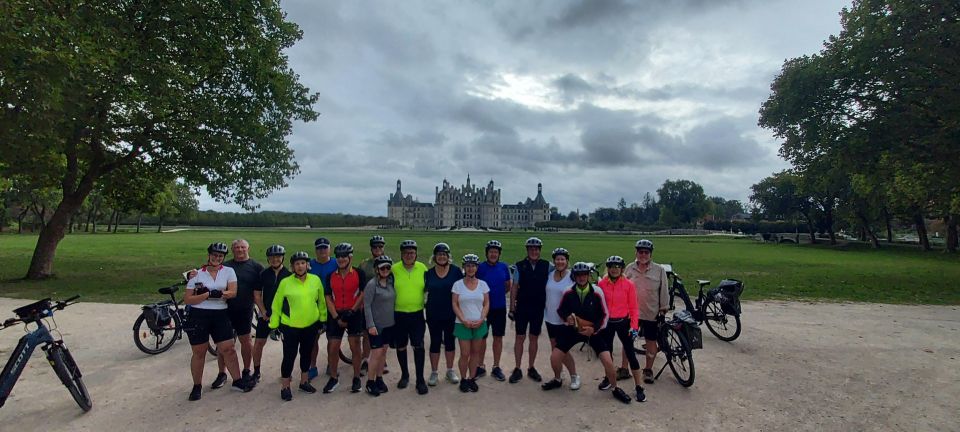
[200,0,849,216]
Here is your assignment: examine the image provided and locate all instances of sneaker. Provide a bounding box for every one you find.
[376,377,388,393]
[428,371,439,386]
[635,385,647,402]
[527,367,542,382]
[616,367,631,381]
[365,380,380,397]
[322,377,339,393]
[475,366,487,378]
[252,369,261,384]
[570,374,582,390]
[459,380,470,393]
[307,366,319,381]
[598,377,612,391]
[299,382,317,393]
[361,359,369,372]
[491,367,506,381]
[508,368,523,383]
[232,378,254,392]
[612,387,632,404]
[467,378,478,392]
[280,387,292,401]
[351,377,362,393]
[445,369,460,384]
[643,368,654,384]
[242,369,251,382]
[188,384,202,401]
[210,372,228,389]
[397,375,409,389]
[416,379,429,395]
[541,378,562,391]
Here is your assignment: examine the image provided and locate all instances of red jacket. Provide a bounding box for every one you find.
[598,276,639,331]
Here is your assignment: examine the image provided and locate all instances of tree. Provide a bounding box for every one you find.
[750,171,818,243]
[657,179,709,227]
[0,1,319,278]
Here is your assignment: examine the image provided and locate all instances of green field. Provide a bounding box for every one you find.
[0,229,958,305]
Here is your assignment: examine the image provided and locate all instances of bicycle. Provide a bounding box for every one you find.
[649,313,696,387]
[1,296,92,412]
[663,264,743,342]
[133,282,217,356]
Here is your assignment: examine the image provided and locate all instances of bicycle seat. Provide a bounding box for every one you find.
[158,286,179,295]
[696,280,711,287]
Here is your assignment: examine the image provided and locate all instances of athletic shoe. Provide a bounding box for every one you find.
[491,367,506,381]
[351,377,362,393]
[541,379,562,391]
[251,369,261,384]
[365,380,380,397]
[376,377,388,393]
[635,385,647,402]
[299,382,317,394]
[570,374,582,390]
[527,367,542,382]
[446,369,460,384]
[428,371,439,386]
[508,368,523,383]
[361,359,369,372]
[210,372,228,389]
[322,377,339,393]
[307,366,319,381]
[280,387,292,401]
[397,375,409,389]
[475,366,487,378]
[643,368,654,384]
[416,379,429,395]
[459,380,470,393]
[598,377,612,391]
[467,378,478,392]
[612,387,632,404]
[188,384,202,401]
[232,378,254,392]
[616,367,631,381]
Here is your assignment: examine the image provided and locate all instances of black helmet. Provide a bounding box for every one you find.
[369,235,386,247]
[571,261,592,275]
[314,237,331,249]
[551,247,569,259]
[266,244,286,257]
[400,239,418,251]
[334,243,354,257]
[462,254,480,265]
[525,237,543,248]
[374,255,393,268]
[290,251,310,263]
[433,242,451,255]
[635,239,654,251]
[605,255,626,268]
[485,240,502,252]
[208,242,228,255]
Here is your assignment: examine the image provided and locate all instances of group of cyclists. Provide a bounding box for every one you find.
[182,234,669,405]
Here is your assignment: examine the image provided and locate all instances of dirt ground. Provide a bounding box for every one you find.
[0,298,957,432]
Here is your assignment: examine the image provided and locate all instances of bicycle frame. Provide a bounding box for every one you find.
[667,273,706,323]
[0,321,55,405]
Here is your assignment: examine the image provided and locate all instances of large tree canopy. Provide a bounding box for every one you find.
[0,1,319,278]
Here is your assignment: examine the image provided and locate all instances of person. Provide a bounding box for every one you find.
[475,240,511,381]
[357,235,386,372]
[321,243,367,393]
[425,242,463,386]
[623,239,669,385]
[542,262,632,404]
[252,244,291,384]
[211,239,264,388]
[391,239,429,395]
[363,255,396,396]
[543,247,580,390]
[509,237,549,383]
[452,254,490,393]
[598,255,646,402]
[184,242,253,401]
[269,251,326,401]
[307,237,337,381]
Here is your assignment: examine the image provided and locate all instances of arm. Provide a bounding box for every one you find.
[183,288,210,305]
[509,276,518,313]
[452,293,466,324]
[364,281,377,333]
[658,268,669,315]
[269,282,285,329]
[481,292,490,325]
[322,274,338,320]
[352,268,367,311]
[627,279,639,331]
[557,292,574,325]
[222,281,238,299]
[254,291,267,319]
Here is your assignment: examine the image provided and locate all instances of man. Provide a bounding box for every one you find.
[307,237,338,381]
[357,235,386,370]
[321,243,367,393]
[623,239,669,385]
[509,237,549,383]
[211,239,263,389]
[476,240,511,381]
[391,239,429,395]
[252,244,291,384]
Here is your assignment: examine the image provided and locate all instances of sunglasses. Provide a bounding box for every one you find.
[335,254,351,259]
[377,266,392,271]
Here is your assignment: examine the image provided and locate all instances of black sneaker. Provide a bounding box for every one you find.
[616,367,631,381]
[252,369,261,383]
[299,382,318,393]
[475,366,487,378]
[188,384,202,401]
[322,377,339,393]
[612,387,632,404]
[397,375,409,389]
[242,369,251,382]
[351,377,362,393]
[541,378,562,391]
[598,377,612,391]
[508,368,523,383]
[459,380,470,393]
[492,366,506,381]
[416,379,429,395]
[468,378,478,392]
[635,385,647,402]
[361,359,369,372]
[376,377,388,393]
[365,380,380,397]
[280,387,292,401]
[210,372,228,389]
[643,368,654,384]
[232,378,254,393]
[527,367,542,382]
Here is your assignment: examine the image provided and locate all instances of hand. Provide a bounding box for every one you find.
[578,327,594,337]
[193,286,209,295]
[368,327,378,336]
[263,315,270,323]
[208,290,223,299]
[188,269,198,280]
[565,315,576,326]
[338,319,348,328]
[629,329,640,339]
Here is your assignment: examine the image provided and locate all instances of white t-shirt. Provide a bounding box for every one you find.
[544,269,572,325]
[187,265,237,310]
[452,279,490,323]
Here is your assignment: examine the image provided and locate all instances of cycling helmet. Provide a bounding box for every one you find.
[605,255,626,268]
[462,254,480,265]
[525,237,543,248]
[485,240,502,252]
[571,261,592,275]
[314,237,331,249]
[208,242,228,255]
[370,235,386,247]
[551,247,570,259]
[635,239,654,251]
[290,251,310,263]
[433,242,451,255]
[399,239,418,251]
[334,242,354,257]
[374,255,393,268]
[265,244,286,257]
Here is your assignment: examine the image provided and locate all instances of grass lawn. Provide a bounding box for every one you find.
[0,229,958,305]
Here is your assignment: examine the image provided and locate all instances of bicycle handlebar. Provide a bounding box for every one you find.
[55,295,81,310]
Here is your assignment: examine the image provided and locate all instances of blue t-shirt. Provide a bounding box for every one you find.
[477,261,510,309]
[308,258,337,284]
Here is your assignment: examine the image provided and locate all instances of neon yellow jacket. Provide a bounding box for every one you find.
[269,273,327,329]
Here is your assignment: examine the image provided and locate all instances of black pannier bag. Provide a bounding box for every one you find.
[673,310,703,350]
[142,304,172,331]
[709,279,743,316]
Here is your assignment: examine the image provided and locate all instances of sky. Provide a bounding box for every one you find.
[199,0,850,216]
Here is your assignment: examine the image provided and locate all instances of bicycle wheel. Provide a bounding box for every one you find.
[133,311,181,355]
[47,344,92,412]
[662,326,695,387]
[703,301,742,342]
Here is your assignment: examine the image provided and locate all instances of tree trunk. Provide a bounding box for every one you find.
[136,213,142,233]
[946,215,958,253]
[17,210,25,234]
[112,210,120,233]
[825,208,836,245]
[882,208,893,243]
[25,192,87,279]
[91,200,100,233]
[803,214,817,244]
[915,213,931,251]
[856,211,880,249]
[106,209,114,233]
[157,216,164,233]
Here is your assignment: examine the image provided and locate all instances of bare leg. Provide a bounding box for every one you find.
[253,338,267,369]
[492,336,503,368]
[514,334,525,369]
[470,339,484,378]
[598,352,618,389]
[190,344,208,385]
[645,339,657,370]
[216,340,242,380]
[444,349,455,370]
[348,336,362,378]
[528,334,539,368]
[237,334,252,371]
[549,348,565,380]
[458,339,472,379]
[327,339,341,378]
[430,352,440,372]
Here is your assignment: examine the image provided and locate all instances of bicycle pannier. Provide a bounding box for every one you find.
[712,279,744,316]
[673,310,703,350]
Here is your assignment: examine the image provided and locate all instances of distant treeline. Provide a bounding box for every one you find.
[135,210,398,228]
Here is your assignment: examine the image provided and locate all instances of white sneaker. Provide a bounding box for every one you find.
[569,374,581,390]
[445,369,460,384]
[428,371,439,386]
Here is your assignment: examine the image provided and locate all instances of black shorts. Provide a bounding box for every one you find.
[226,305,253,337]
[254,316,272,339]
[186,308,235,345]
[486,308,507,338]
[639,319,658,341]
[326,310,366,339]
[514,306,544,336]
[369,326,394,350]
[554,325,609,355]
[545,322,565,340]
[391,310,426,349]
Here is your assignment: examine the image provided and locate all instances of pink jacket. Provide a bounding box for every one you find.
[598,276,639,331]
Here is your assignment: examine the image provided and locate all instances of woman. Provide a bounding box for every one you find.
[269,251,326,401]
[542,247,580,390]
[363,255,397,396]
[425,243,463,386]
[184,242,252,401]
[597,255,645,402]
[452,254,490,393]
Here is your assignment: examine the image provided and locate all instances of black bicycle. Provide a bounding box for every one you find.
[664,264,743,342]
[1,296,92,412]
[133,282,217,356]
